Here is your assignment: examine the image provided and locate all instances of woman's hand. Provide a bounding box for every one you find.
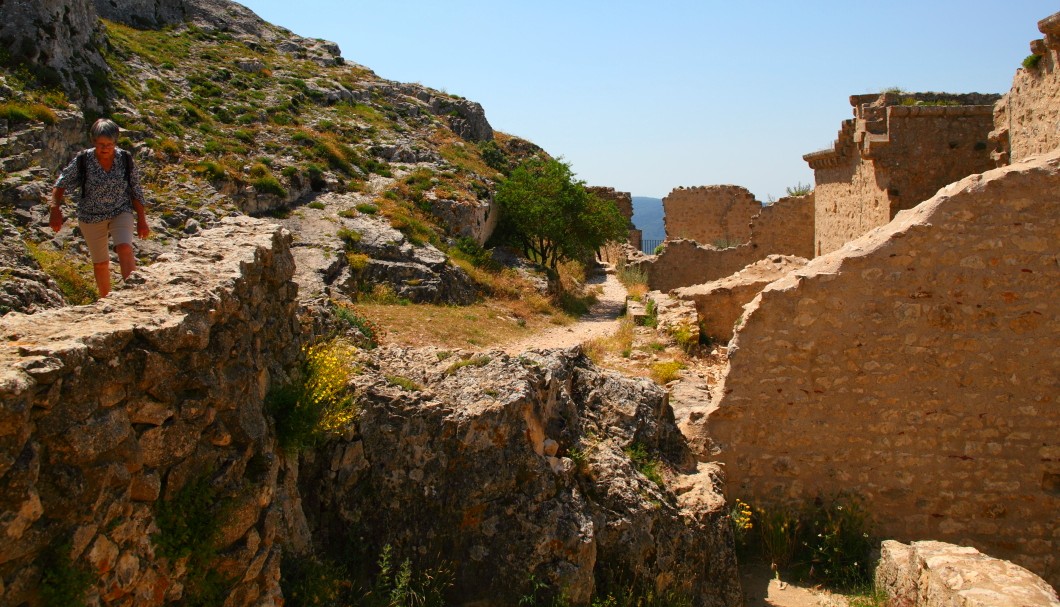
[49,205,63,232]
[136,215,150,239]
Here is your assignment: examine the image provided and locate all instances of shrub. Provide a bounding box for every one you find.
[337,227,362,249]
[307,201,325,210]
[194,160,227,181]
[153,472,233,604]
[649,360,683,384]
[669,323,699,354]
[332,302,380,348]
[356,202,379,214]
[643,298,658,328]
[786,181,813,197]
[652,243,666,255]
[1023,54,1043,70]
[281,553,351,607]
[0,102,58,124]
[40,541,93,607]
[360,544,452,607]
[252,175,288,198]
[266,339,358,453]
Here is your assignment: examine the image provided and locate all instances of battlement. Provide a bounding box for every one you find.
[805,91,998,255]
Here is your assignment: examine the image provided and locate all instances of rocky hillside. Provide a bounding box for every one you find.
[0,0,543,314]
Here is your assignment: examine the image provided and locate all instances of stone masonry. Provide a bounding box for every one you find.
[662,185,760,247]
[0,217,305,606]
[748,194,814,260]
[638,193,814,292]
[804,92,999,255]
[589,186,642,251]
[991,12,1060,165]
[704,150,1060,587]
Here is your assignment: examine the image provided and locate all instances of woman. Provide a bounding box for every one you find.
[50,118,150,297]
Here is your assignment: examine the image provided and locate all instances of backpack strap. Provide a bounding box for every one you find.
[78,150,87,200]
[77,149,135,200]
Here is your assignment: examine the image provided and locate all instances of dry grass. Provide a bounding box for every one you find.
[582,318,635,364]
[353,301,558,348]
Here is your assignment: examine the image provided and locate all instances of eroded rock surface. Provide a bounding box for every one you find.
[301,346,742,606]
[0,217,303,606]
[876,540,1060,607]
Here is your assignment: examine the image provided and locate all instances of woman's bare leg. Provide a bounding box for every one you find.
[93,261,111,297]
[115,243,136,279]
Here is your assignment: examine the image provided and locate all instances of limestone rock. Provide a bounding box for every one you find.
[279,193,477,305]
[0,218,65,315]
[876,540,1060,607]
[301,346,742,606]
[0,217,304,607]
[0,0,109,108]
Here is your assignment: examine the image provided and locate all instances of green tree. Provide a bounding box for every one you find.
[495,158,628,270]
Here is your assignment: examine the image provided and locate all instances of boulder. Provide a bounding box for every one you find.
[0,219,65,315]
[876,540,1060,607]
[301,346,742,606]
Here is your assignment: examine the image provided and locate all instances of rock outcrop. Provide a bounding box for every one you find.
[0,0,109,108]
[876,541,1060,607]
[279,193,477,305]
[705,149,1060,587]
[301,346,743,606]
[0,217,304,606]
[0,218,65,315]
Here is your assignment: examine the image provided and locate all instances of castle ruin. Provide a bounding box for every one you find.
[803,92,999,255]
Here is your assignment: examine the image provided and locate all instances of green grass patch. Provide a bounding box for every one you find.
[0,101,58,124]
[386,375,423,392]
[1023,54,1043,70]
[251,175,288,197]
[649,360,684,385]
[444,355,491,376]
[355,203,378,214]
[25,242,98,305]
[624,442,664,488]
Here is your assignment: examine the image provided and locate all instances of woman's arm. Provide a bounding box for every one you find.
[132,197,150,239]
[49,187,64,232]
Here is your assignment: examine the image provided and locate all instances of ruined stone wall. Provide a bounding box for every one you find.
[0,217,305,606]
[748,194,815,260]
[705,151,1060,587]
[588,186,641,251]
[992,12,1060,164]
[639,240,759,293]
[806,94,998,255]
[663,185,760,246]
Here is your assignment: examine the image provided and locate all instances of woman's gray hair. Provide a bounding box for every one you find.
[90,118,120,140]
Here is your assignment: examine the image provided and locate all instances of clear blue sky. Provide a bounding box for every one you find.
[236,0,1047,200]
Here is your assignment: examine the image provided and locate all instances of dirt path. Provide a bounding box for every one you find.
[502,263,628,355]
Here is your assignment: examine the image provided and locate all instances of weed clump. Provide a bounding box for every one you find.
[266,339,358,453]
[25,242,98,305]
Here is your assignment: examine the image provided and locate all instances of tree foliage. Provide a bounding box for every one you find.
[494,158,628,270]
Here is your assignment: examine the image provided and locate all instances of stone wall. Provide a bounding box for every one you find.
[748,194,814,260]
[991,12,1060,165]
[639,240,759,293]
[662,185,760,247]
[0,217,305,606]
[589,186,641,251]
[672,255,808,344]
[704,150,1060,587]
[805,93,999,255]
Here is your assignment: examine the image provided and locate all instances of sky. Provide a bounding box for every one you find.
[235,0,1048,200]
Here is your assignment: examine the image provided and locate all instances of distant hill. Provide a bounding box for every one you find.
[632,196,665,243]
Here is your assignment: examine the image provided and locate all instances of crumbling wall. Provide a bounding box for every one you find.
[704,150,1060,587]
[0,217,305,606]
[589,186,641,252]
[640,240,759,293]
[663,185,760,247]
[805,93,998,255]
[748,194,814,260]
[672,255,808,343]
[991,12,1060,165]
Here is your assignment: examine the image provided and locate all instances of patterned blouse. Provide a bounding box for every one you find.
[54,148,147,224]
